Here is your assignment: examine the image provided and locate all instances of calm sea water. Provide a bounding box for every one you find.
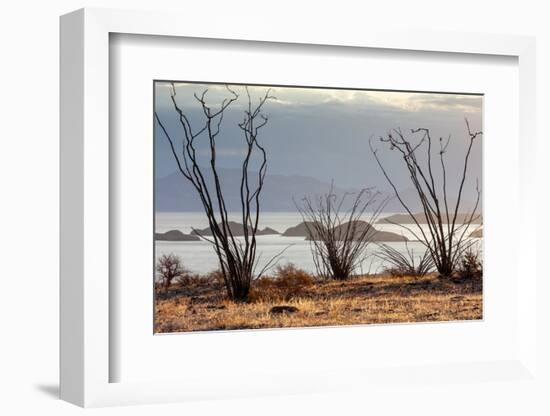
[155,212,480,275]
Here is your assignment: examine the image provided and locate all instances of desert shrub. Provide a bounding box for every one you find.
[203,269,226,286]
[155,85,275,303]
[250,263,314,302]
[371,121,482,277]
[156,253,189,294]
[175,272,202,286]
[457,248,483,280]
[377,242,434,278]
[272,263,315,287]
[383,266,412,278]
[296,186,386,281]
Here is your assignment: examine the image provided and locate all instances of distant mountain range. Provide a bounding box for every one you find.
[377,213,482,224]
[155,167,479,213]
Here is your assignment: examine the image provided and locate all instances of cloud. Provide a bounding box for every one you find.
[154,81,482,191]
[155,81,482,115]
[364,91,482,113]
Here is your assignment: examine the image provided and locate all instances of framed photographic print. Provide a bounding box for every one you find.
[152,80,483,334]
[60,7,540,409]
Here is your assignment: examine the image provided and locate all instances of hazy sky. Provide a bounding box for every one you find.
[154,82,482,195]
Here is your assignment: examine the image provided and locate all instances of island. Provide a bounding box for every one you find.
[190,221,280,237]
[155,230,201,241]
[377,212,482,224]
[282,221,407,242]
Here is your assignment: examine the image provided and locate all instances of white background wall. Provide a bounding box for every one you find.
[0,1,548,415]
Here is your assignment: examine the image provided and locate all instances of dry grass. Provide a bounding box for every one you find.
[154,273,482,333]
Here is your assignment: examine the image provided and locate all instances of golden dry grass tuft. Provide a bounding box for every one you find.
[154,271,482,333]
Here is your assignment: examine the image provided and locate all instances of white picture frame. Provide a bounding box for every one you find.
[60,7,539,408]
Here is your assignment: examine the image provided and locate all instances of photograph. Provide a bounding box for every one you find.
[1,0,544,412]
[153,81,483,333]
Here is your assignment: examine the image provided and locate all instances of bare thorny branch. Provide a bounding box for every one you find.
[154,83,276,302]
[370,118,482,277]
[376,240,434,278]
[295,183,388,280]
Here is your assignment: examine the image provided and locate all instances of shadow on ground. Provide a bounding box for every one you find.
[34,383,59,399]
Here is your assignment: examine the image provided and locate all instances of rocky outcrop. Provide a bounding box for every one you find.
[155,230,200,241]
[270,305,299,314]
[377,213,482,224]
[282,221,407,242]
[368,230,409,242]
[281,221,315,237]
[190,221,279,237]
[257,227,280,236]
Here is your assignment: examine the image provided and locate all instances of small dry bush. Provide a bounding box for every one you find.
[383,266,411,278]
[156,253,189,294]
[377,243,434,279]
[272,263,315,287]
[384,264,430,278]
[203,269,227,286]
[457,248,483,280]
[175,269,226,289]
[250,263,315,303]
[175,272,202,286]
